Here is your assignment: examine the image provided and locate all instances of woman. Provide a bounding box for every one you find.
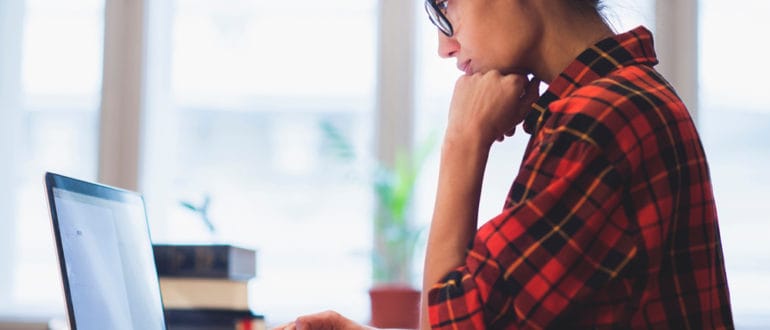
[280,0,733,328]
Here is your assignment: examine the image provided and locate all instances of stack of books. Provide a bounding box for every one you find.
[153,244,265,330]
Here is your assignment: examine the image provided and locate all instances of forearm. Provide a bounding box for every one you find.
[420,134,490,329]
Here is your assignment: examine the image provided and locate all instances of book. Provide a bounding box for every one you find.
[164,308,265,330]
[160,278,250,310]
[153,244,257,280]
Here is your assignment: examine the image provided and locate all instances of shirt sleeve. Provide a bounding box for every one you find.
[427,130,638,329]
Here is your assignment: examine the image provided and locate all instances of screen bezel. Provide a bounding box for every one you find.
[44,172,167,330]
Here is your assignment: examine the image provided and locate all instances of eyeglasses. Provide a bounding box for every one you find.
[424,0,453,37]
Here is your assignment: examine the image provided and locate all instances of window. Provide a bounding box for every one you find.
[699,0,770,325]
[0,0,103,316]
[141,0,377,323]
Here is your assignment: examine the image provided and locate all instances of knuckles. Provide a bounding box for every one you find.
[456,70,528,90]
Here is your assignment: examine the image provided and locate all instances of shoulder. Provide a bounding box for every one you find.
[541,65,690,172]
[552,65,683,123]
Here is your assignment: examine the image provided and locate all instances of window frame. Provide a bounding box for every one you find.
[0,0,25,311]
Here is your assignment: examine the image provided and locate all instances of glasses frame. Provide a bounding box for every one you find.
[424,0,454,37]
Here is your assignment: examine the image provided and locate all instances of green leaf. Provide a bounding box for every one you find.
[320,120,357,161]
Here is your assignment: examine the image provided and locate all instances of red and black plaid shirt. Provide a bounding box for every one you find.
[427,27,733,329]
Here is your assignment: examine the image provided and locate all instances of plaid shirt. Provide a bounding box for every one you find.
[427,27,734,329]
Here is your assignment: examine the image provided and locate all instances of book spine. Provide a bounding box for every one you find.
[164,309,265,330]
[235,318,266,330]
[153,245,256,280]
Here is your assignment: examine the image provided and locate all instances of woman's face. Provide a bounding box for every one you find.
[437,0,543,76]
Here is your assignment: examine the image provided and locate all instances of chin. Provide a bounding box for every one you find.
[505,67,530,76]
[493,64,529,76]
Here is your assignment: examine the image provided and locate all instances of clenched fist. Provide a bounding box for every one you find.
[446,71,541,148]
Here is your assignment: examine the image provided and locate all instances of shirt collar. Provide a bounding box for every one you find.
[523,26,659,134]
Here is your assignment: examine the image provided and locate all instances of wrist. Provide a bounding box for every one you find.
[441,129,491,161]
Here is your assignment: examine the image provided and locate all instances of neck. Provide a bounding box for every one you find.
[531,4,615,83]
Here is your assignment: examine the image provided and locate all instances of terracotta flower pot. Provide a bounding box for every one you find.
[368,284,421,329]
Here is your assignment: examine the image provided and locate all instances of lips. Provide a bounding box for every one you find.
[457,60,472,75]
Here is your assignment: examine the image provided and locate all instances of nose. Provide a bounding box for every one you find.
[437,31,459,59]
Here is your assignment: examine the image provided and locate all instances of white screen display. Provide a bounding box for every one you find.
[53,187,165,330]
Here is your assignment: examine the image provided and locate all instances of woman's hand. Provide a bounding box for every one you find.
[419,72,540,328]
[273,311,375,330]
[446,71,541,148]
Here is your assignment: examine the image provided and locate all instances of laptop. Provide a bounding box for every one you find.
[44,172,167,330]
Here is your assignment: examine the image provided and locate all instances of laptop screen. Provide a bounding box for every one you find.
[46,173,166,330]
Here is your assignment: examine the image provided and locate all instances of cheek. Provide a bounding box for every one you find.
[455,16,492,50]
[489,22,541,68]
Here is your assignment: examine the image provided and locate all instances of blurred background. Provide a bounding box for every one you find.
[0,0,768,328]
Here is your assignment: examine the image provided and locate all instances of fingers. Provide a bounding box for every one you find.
[273,311,366,330]
[496,125,516,142]
[272,321,295,330]
[502,71,528,86]
[511,76,541,125]
[521,77,541,105]
[497,76,540,143]
[295,311,339,330]
[449,70,541,146]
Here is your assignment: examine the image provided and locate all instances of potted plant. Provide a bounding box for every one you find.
[368,147,431,328]
[321,121,435,328]
[179,193,224,243]
[180,194,216,234]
